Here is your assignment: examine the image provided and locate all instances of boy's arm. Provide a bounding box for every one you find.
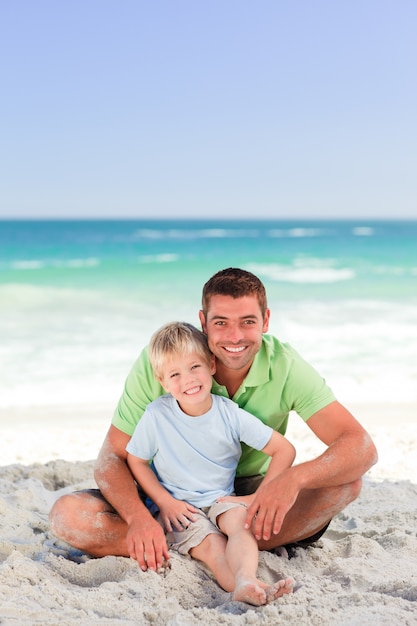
[259,430,296,486]
[127,454,199,533]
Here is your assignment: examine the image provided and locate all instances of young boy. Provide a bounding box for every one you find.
[126,321,295,606]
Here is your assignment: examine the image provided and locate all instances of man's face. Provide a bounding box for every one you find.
[199,294,270,372]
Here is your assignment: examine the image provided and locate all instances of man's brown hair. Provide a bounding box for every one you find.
[201,268,268,316]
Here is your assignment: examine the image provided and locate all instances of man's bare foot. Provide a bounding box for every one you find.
[266,577,295,602]
[232,576,267,606]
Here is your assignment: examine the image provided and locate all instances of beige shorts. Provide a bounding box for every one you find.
[161,500,247,556]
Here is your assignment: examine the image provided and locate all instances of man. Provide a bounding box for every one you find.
[49,268,377,573]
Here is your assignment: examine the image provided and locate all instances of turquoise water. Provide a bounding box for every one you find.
[1,219,416,408]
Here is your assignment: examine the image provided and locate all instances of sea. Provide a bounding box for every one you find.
[1,219,416,411]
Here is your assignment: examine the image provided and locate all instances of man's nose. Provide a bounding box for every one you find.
[225,324,244,343]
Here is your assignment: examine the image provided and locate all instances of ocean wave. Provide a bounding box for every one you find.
[268,228,325,238]
[133,228,259,240]
[10,260,46,270]
[352,226,374,236]
[139,254,180,263]
[246,262,355,284]
[9,258,100,271]
[0,283,103,309]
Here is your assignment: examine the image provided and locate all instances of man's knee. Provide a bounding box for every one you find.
[49,493,78,540]
[327,478,363,515]
[346,478,362,503]
[49,491,103,542]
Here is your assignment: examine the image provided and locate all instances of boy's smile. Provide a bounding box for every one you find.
[159,352,216,416]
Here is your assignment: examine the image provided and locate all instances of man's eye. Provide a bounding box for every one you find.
[214,321,226,326]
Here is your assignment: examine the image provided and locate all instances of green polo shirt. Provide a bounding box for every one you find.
[112,335,336,477]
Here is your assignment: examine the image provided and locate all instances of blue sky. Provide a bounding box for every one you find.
[1,1,416,219]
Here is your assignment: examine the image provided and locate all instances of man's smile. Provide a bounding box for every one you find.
[223,346,247,353]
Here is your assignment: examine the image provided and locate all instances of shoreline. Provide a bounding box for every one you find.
[1,402,415,483]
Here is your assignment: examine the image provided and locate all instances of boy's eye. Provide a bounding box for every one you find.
[191,364,200,370]
[170,372,179,378]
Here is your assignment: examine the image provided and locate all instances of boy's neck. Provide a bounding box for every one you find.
[176,394,213,417]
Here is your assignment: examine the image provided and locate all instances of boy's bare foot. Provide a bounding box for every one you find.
[232,576,267,606]
[266,577,295,602]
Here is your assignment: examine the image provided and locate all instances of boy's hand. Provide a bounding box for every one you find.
[159,497,199,532]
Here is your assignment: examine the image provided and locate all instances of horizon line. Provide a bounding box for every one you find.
[1,216,416,222]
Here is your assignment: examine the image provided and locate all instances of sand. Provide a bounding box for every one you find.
[0,403,416,625]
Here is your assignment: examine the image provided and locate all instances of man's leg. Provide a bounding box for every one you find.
[258,480,362,551]
[235,475,361,550]
[49,490,130,557]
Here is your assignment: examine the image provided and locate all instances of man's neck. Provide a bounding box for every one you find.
[213,362,250,399]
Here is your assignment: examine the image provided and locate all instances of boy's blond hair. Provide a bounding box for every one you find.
[149,321,212,380]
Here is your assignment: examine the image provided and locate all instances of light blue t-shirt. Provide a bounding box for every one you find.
[126,394,273,508]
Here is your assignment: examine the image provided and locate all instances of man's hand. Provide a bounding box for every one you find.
[244,471,299,541]
[126,514,170,572]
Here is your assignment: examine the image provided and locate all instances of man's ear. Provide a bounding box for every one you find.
[199,310,207,333]
[263,308,271,333]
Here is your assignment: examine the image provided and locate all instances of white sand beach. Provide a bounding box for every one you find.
[1,402,416,625]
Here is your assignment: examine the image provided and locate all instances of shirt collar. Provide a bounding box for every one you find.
[240,336,270,390]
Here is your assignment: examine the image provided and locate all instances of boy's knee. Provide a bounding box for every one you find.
[190,532,226,561]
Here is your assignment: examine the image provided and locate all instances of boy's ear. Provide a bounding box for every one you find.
[210,354,216,374]
[157,375,168,391]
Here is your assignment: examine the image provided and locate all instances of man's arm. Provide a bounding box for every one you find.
[245,401,378,541]
[94,425,168,571]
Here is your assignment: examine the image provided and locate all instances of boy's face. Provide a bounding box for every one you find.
[159,352,216,416]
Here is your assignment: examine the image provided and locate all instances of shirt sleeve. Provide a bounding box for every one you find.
[282,347,336,421]
[112,347,165,436]
[235,405,274,451]
[125,408,157,460]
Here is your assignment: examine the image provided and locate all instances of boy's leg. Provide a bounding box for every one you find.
[216,505,268,605]
[164,507,236,592]
[189,533,235,592]
[214,502,294,605]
